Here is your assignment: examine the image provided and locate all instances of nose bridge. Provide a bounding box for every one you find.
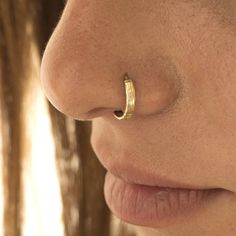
[40,0,183,120]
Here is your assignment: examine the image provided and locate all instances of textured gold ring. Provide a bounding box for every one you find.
[113,73,136,120]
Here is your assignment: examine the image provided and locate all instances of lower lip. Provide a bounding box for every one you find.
[104,172,222,227]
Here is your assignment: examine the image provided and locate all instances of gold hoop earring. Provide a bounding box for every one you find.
[113,73,136,120]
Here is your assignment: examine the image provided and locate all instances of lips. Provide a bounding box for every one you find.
[104,171,223,227]
[91,137,226,227]
[107,163,209,190]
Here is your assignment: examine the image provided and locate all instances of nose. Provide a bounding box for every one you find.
[40,0,183,121]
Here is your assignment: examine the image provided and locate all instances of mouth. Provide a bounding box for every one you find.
[91,138,229,227]
[104,170,227,228]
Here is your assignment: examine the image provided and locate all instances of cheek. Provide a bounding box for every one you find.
[190,48,236,188]
[163,16,236,188]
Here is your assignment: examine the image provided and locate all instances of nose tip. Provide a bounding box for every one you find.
[41,51,183,122]
[40,45,128,121]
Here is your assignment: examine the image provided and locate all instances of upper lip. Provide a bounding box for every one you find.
[91,138,213,190]
[107,163,210,190]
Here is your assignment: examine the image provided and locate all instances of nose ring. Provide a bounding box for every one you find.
[113,73,136,120]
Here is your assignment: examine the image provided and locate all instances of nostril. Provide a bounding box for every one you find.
[113,110,123,117]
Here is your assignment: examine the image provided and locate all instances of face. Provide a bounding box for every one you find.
[41,0,236,235]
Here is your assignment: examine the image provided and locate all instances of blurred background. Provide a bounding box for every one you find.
[0,1,136,235]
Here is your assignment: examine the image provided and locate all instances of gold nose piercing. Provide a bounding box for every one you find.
[113,73,136,120]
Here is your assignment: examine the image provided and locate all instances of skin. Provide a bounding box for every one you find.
[41,0,236,235]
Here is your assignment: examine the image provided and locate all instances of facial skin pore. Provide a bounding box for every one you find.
[41,1,236,235]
